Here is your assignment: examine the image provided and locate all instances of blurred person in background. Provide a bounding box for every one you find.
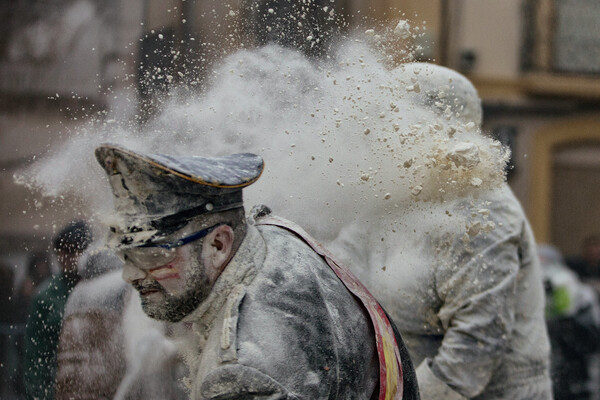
[26,252,53,292]
[23,220,92,400]
[539,244,600,400]
[6,252,53,398]
[13,252,53,317]
[1,261,15,398]
[55,247,187,400]
[54,247,128,400]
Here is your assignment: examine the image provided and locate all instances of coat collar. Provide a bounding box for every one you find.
[182,224,266,339]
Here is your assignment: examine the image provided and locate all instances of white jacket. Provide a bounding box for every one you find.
[330,185,552,399]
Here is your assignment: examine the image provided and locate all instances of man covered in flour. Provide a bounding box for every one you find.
[329,63,552,400]
[94,144,419,400]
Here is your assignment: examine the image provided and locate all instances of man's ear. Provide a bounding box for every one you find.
[203,225,235,283]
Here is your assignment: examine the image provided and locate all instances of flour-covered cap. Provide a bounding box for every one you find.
[95,144,263,247]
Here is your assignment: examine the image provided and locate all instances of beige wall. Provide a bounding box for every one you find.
[449,0,523,78]
[483,112,600,250]
[529,115,600,246]
[353,0,523,78]
[552,144,600,255]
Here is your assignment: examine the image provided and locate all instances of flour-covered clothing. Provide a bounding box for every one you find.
[330,185,552,399]
[55,271,128,400]
[55,271,187,400]
[180,222,380,399]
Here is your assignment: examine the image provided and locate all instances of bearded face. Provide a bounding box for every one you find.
[120,225,219,323]
[131,246,212,322]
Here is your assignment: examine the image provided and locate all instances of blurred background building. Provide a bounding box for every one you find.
[1,0,599,395]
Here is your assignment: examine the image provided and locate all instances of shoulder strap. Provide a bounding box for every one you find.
[255,215,403,400]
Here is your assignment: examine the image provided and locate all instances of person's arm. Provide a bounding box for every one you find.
[417,225,521,399]
[199,364,298,400]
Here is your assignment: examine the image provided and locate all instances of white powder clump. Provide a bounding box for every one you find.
[394,20,411,39]
[446,142,480,169]
[470,177,483,187]
[467,221,481,237]
[411,185,423,196]
[465,121,476,131]
[406,83,421,93]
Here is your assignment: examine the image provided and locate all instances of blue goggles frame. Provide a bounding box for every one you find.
[139,223,226,250]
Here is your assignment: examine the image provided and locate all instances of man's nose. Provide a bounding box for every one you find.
[122,262,147,283]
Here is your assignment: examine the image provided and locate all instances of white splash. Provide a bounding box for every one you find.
[16,22,508,245]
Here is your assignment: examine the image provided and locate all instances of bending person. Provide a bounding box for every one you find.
[93,144,419,399]
[330,63,552,400]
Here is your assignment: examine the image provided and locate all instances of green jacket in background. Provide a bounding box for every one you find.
[23,271,79,400]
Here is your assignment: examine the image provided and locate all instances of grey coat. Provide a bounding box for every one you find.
[180,221,380,400]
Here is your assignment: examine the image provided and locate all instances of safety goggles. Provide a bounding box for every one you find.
[118,223,225,268]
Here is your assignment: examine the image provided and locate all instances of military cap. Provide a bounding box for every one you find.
[95,144,264,247]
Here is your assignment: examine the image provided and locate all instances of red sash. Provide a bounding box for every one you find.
[256,216,403,400]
